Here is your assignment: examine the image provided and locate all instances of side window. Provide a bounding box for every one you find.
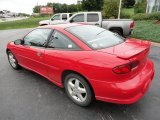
[48,31,80,50]
[23,29,52,47]
[62,14,67,20]
[87,14,99,22]
[52,15,60,20]
[71,14,84,22]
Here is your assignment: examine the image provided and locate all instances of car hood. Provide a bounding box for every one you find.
[50,21,66,25]
[39,20,50,24]
[97,38,151,59]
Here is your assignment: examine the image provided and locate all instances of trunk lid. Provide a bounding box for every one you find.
[97,39,151,60]
[98,39,151,76]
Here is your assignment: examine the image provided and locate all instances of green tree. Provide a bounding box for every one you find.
[82,0,104,11]
[68,4,78,13]
[33,5,41,13]
[77,4,83,12]
[134,0,147,13]
[52,3,62,13]
[61,4,68,12]
[33,2,80,14]
[102,0,119,18]
[123,0,135,8]
[95,0,104,10]
[47,2,53,7]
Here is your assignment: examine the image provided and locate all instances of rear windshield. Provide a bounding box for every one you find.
[65,25,125,50]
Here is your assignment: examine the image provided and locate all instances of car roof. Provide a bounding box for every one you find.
[37,23,84,30]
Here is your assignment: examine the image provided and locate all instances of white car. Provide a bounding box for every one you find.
[39,13,73,26]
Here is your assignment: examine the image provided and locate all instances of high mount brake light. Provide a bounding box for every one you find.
[113,61,139,74]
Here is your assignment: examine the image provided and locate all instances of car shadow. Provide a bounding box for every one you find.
[19,67,143,111]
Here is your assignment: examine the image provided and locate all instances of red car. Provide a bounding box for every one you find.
[6,24,154,106]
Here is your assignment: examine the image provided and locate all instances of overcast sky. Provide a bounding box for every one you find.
[0,0,77,14]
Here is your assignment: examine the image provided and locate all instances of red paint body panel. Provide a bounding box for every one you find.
[90,59,154,104]
[7,24,154,104]
[98,39,151,59]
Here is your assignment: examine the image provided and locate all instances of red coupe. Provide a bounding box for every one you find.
[6,24,154,106]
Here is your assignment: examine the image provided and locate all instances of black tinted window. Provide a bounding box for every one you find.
[62,14,67,20]
[71,14,84,22]
[48,31,80,50]
[24,29,52,47]
[87,14,99,22]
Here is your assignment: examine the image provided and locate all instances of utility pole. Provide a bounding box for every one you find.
[157,2,159,12]
[146,2,149,14]
[118,0,122,19]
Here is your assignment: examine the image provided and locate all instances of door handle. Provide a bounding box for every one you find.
[37,51,42,57]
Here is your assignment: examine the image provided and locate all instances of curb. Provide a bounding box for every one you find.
[151,42,160,47]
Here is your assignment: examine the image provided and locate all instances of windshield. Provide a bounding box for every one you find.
[65,25,125,50]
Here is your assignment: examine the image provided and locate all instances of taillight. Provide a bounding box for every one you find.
[130,22,134,29]
[113,61,139,74]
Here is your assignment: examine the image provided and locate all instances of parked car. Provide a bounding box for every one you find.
[39,13,73,26]
[66,12,134,36]
[6,24,154,106]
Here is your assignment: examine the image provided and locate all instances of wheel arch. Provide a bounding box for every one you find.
[61,70,95,97]
[6,48,10,54]
[109,27,123,36]
[40,24,48,26]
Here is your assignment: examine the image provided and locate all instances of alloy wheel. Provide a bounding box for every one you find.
[67,78,87,103]
[8,52,17,68]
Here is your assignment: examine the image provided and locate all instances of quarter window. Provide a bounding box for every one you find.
[23,29,52,47]
[48,31,80,50]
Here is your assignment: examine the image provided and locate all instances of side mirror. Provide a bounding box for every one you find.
[51,18,54,21]
[14,39,24,45]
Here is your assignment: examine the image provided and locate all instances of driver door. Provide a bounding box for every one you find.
[14,28,52,76]
[69,14,85,24]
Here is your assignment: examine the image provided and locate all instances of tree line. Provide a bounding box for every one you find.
[33,0,136,13]
[33,0,148,18]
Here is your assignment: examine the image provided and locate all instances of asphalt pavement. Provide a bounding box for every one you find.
[0,29,160,120]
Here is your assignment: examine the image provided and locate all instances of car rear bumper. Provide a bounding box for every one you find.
[90,59,154,104]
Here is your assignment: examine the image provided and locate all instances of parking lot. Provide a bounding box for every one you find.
[0,29,160,120]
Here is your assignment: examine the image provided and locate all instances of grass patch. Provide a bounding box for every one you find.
[131,21,160,43]
[121,8,134,16]
[0,16,50,30]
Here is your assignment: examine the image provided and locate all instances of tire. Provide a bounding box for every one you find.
[64,73,93,107]
[40,24,48,26]
[7,51,21,70]
[111,29,122,36]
